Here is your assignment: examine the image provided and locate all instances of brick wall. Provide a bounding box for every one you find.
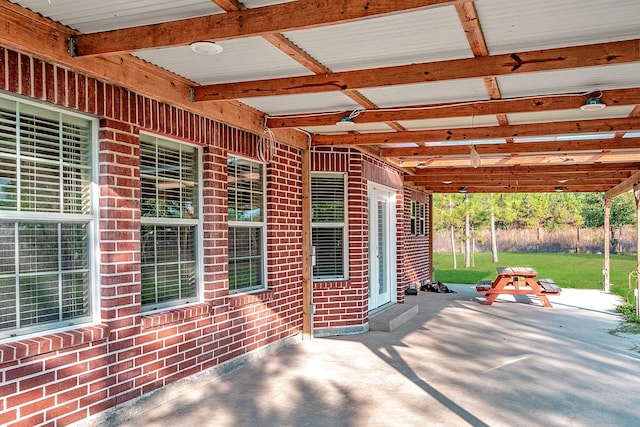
[311,149,415,335]
[0,46,433,425]
[0,47,303,426]
[403,189,433,287]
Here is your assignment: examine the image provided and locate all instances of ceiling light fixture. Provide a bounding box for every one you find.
[416,162,428,169]
[580,92,606,111]
[190,41,223,55]
[459,187,467,193]
[554,186,564,192]
[442,180,453,184]
[336,116,356,127]
[557,179,568,184]
[336,109,363,126]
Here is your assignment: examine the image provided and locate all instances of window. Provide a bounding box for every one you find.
[419,202,426,236]
[227,156,265,293]
[311,173,347,280]
[140,134,200,310]
[0,96,96,339]
[410,201,417,235]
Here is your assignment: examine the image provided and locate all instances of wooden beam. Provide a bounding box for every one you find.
[312,116,640,146]
[70,0,457,57]
[0,0,308,149]
[193,38,640,101]
[423,184,614,193]
[382,136,640,157]
[605,170,640,199]
[410,162,640,177]
[266,87,640,128]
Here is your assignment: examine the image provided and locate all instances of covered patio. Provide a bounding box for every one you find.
[1,1,640,425]
[84,285,640,427]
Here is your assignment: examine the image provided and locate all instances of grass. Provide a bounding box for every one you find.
[433,252,638,306]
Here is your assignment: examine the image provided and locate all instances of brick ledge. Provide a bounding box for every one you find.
[141,303,210,330]
[0,324,110,364]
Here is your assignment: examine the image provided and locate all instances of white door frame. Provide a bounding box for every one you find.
[368,182,397,312]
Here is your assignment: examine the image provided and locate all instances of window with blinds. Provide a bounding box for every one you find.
[311,173,347,280]
[227,156,265,292]
[140,134,200,310]
[410,201,417,235]
[0,96,96,339]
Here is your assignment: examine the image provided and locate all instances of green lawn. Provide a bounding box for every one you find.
[433,252,638,305]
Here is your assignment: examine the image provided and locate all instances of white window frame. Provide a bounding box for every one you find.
[139,132,203,311]
[227,155,267,293]
[0,94,99,341]
[311,172,348,281]
[410,200,417,236]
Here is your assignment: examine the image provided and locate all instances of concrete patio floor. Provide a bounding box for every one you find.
[86,284,640,427]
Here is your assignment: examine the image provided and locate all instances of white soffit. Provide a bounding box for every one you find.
[11,0,221,33]
[400,115,500,131]
[134,37,313,85]
[497,63,640,99]
[507,105,637,125]
[302,123,394,135]
[282,6,472,72]
[476,0,640,55]
[360,78,489,108]
[241,92,361,116]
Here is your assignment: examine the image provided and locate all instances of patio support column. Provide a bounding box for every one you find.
[603,197,611,293]
[302,147,313,339]
[635,184,640,317]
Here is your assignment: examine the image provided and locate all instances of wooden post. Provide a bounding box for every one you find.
[301,147,313,339]
[603,197,611,293]
[634,184,640,317]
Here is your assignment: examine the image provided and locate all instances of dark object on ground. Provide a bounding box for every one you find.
[420,281,456,293]
[405,284,418,295]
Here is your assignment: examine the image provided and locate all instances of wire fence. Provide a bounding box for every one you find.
[434,227,637,254]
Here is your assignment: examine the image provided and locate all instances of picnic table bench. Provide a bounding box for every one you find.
[476,267,561,308]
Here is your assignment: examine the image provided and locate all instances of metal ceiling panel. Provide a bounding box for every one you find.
[497,63,640,99]
[240,92,362,116]
[302,123,394,135]
[476,0,640,55]
[11,0,221,33]
[507,105,636,125]
[282,6,472,72]
[360,78,489,108]
[134,37,313,85]
[400,114,500,131]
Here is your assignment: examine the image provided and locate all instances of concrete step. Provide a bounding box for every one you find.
[369,302,419,332]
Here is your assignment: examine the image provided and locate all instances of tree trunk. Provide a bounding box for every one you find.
[471,233,476,267]
[464,211,471,268]
[490,208,499,263]
[450,225,457,269]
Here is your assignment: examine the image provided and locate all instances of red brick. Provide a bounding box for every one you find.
[7,412,44,427]
[7,388,43,408]
[57,385,88,404]
[18,371,55,391]
[44,377,78,396]
[19,396,55,417]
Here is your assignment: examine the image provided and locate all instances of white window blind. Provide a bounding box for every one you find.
[0,97,95,339]
[227,156,265,292]
[311,173,347,280]
[140,134,200,309]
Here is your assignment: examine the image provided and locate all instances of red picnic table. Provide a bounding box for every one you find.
[476,267,561,308]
